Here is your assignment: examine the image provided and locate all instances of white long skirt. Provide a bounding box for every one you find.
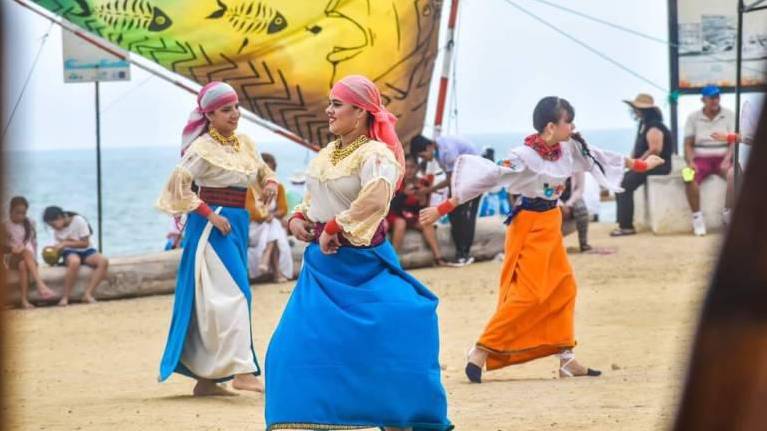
[247,219,293,280]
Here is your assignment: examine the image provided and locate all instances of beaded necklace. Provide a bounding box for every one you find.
[209,128,241,151]
[330,135,369,165]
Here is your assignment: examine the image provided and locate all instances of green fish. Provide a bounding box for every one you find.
[207,0,288,35]
[94,0,173,32]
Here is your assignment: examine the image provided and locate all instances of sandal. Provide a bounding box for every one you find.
[559,350,601,378]
[465,347,484,383]
[609,228,636,237]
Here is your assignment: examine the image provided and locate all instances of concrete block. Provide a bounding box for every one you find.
[631,184,650,231]
[647,175,726,235]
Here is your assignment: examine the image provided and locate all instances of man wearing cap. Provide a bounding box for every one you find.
[612,93,673,236]
[683,85,735,236]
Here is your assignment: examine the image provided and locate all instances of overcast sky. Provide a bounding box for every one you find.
[2,0,755,152]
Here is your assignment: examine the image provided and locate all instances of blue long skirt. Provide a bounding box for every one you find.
[158,207,260,382]
[265,241,452,430]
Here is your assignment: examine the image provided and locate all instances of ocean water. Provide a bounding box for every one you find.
[4,128,635,257]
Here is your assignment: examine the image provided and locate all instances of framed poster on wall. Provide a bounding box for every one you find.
[670,0,767,92]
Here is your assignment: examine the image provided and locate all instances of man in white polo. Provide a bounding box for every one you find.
[683,85,735,236]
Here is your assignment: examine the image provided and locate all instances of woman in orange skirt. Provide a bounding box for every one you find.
[420,97,665,382]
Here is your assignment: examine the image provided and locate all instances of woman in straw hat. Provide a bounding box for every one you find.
[265,75,452,431]
[611,93,673,236]
[156,81,279,396]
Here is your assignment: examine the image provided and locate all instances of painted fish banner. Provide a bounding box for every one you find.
[31,0,445,148]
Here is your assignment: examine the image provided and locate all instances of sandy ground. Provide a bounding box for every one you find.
[4,223,722,430]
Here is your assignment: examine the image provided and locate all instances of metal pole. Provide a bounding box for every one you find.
[734,0,744,192]
[667,0,680,153]
[95,81,103,253]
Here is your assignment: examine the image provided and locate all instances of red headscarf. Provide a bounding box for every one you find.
[181,81,239,155]
[330,75,405,185]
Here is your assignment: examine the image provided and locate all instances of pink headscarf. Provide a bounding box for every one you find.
[330,75,405,184]
[181,81,239,155]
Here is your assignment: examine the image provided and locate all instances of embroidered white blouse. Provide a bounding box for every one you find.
[451,138,626,205]
[156,133,277,216]
[293,140,401,246]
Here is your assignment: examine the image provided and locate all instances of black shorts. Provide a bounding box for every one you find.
[61,248,98,266]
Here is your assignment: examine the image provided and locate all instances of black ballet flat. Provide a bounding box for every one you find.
[586,368,602,377]
[465,362,482,383]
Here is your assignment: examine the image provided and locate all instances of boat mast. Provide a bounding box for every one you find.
[432,0,460,139]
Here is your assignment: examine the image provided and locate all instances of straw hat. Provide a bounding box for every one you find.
[623,93,657,109]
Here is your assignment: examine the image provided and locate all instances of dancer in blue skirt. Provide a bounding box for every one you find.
[265,75,453,431]
[156,81,279,396]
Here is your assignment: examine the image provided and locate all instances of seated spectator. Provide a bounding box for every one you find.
[388,155,445,266]
[682,85,735,236]
[164,216,185,251]
[4,196,55,308]
[612,93,673,236]
[42,206,109,305]
[560,173,592,252]
[411,134,480,267]
[246,153,293,283]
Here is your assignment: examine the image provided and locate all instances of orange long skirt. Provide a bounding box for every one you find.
[477,208,576,371]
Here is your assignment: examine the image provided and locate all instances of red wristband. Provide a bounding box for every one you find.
[437,200,457,216]
[632,159,648,173]
[288,212,306,225]
[324,218,342,235]
[195,202,212,218]
[727,133,738,145]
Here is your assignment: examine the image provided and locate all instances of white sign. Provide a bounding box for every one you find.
[677,0,767,89]
[62,31,130,83]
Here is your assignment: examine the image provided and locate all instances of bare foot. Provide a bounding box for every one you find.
[58,298,69,307]
[193,380,236,397]
[20,301,35,309]
[82,295,98,304]
[274,275,289,283]
[37,285,56,300]
[232,373,264,393]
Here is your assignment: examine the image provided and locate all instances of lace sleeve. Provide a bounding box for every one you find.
[335,152,400,246]
[155,151,207,215]
[293,191,312,219]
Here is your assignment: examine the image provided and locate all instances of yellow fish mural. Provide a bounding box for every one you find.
[32,0,444,148]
